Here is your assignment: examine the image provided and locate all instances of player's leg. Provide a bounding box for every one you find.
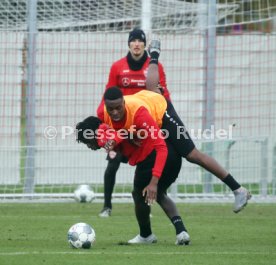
[157,191,190,245]
[128,151,157,244]
[186,146,251,213]
[146,39,161,93]
[99,151,121,217]
[146,38,251,213]
[129,187,156,244]
[162,100,195,157]
[162,101,251,213]
[156,141,190,245]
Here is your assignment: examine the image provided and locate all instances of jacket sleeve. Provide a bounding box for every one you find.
[97,123,124,148]
[133,107,168,178]
[158,62,171,101]
[97,63,118,120]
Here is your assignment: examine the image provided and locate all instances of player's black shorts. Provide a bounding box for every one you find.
[161,100,195,157]
[133,140,182,193]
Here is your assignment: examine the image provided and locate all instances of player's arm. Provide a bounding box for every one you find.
[133,107,168,177]
[158,63,171,101]
[97,64,118,120]
[106,63,119,88]
[134,108,168,178]
[133,107,168,204]
[97,123,125,151]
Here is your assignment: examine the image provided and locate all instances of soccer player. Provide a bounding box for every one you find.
[76,116,191,245]
[96,28,171,217]
[97,85,251,213]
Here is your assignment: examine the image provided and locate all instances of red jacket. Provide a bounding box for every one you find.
[97,55,170,120]
[97,106,168,178]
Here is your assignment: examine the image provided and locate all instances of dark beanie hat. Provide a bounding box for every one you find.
[128,28,146,46]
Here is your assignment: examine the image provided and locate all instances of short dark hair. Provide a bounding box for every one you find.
[76,116,102,145]
[104,86,123,101]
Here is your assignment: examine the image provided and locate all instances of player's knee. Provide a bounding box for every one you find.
[156,192,166,205]
[186,148,201,163]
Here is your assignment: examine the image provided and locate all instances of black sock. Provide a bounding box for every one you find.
[149,51,159,64]
[222,174,241,191]
[149,58,158,64]
[103,159,120,208]
[171,216,187,235]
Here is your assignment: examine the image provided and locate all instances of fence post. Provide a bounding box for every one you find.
[260,138,268,196]
[24,0,37,194]
[272,144,276,195]
[141,0,152,32]
[202,0,216,193]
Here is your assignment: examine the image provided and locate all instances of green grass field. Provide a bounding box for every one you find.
[0,202,275,265]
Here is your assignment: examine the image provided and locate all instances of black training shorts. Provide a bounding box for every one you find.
[161,100,195,157]
[133,140,182,193]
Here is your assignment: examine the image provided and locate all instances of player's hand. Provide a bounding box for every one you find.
[142,176,159,206]
[107,150,117,159]
[104,140,116,151]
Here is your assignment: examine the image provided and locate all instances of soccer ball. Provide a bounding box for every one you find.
[74,184,95,203]
[67,222,96,249]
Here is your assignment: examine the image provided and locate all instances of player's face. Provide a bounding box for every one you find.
[105,98,125,122]
[129,39,145,60]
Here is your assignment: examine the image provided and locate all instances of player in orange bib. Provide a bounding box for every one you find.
[95,62,251,216]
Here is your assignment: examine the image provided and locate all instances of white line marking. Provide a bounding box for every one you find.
[0,251,274,256]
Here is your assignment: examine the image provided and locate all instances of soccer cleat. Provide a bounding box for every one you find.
[128,234,157,244]
[99,207,112,217]
[148,39,161,59]
[175,231,191,245]
[233,187,252,213]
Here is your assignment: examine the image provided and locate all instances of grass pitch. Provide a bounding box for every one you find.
[0,202,275,265]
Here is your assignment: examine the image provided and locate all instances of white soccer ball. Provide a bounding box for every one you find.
[74,184,95,203]
[67,222,96,249]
